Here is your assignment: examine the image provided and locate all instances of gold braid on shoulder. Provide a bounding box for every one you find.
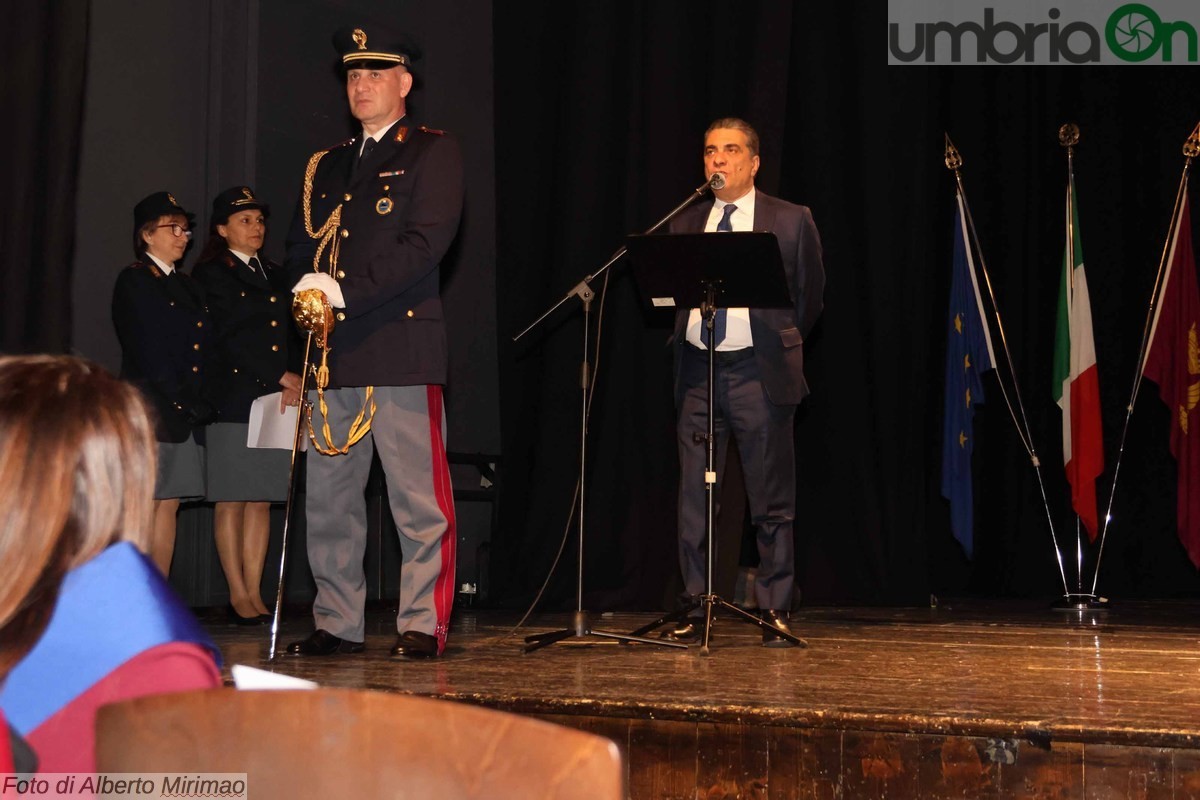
[291,147,376,455]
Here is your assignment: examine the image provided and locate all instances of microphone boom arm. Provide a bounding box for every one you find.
[513,175,722,342]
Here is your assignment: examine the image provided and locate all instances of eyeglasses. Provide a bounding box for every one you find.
[155,223,193,239]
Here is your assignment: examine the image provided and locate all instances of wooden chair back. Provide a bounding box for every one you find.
[95,688,625,799]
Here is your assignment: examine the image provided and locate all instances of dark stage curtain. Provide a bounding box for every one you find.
[0,1,89,354]
[9,2,1199,609]
[493,2,1200,609]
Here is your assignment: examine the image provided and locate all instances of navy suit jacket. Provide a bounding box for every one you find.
[670,189,824,406]
[112,260,212,442]
[192,249,300,421]
[284,119,464,388]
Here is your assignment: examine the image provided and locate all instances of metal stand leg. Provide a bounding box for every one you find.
[524,289,686,654]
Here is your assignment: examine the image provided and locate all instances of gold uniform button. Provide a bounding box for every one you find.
[233,368,239,373]
[406,310,414,318]
[193,344,200,351]
[343,193,352,201]
[196,321,203,328]
[340,229,349,239]
[169,301,176,307]
[270,320,278,327]
[336,312,346,322]
[269,296,277,303]
[191,366,199,373]
[240,291,246,297]
[271,345,280,352]
[336,270,345,279]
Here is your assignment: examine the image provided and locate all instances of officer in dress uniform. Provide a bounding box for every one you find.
[284,24,464,659]
[192,186,302,624]
[112,191,214,575]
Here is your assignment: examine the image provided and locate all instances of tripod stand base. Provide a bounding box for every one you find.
[1050,593,1110,612]
[630,594,806,655]
[524,610,687,654]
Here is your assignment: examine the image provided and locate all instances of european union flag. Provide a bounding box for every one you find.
[941,192,996,559]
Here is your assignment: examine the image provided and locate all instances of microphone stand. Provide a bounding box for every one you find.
[513,177,723,342]
[516,175,724,654]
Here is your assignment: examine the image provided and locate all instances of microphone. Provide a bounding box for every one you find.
[692,172,725,197]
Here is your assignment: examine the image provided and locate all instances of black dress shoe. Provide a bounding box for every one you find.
[390,630,439,659]
[659,619,702,644]
[286,629,364,656]
[761,609,806,648]
[227,606,268,626]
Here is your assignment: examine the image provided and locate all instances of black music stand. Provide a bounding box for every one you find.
[623,231,805,654]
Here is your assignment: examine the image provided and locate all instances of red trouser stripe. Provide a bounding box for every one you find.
[427,385,457,654]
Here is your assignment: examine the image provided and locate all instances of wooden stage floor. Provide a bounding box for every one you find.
[202,599,1200,799]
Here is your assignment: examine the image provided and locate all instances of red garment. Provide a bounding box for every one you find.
[24,642,221,773]
[0,709,13,773]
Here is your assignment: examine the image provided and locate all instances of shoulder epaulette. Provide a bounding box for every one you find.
[315,138,355,157]
[127,261,167,278]
[418,125,448,136]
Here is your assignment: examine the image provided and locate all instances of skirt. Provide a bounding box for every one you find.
[156,435,206,500]
[204,422,291,502]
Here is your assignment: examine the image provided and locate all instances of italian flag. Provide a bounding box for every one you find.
[1052,176,1104,541]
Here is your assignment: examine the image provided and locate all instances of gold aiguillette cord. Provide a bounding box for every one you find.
[295,148,377,456]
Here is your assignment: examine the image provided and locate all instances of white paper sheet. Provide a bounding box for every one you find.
[231,663,318,690]
[246,393,306,451]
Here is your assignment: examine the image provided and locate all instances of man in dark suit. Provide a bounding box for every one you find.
[284,24,464,659]
[663,118,824,647]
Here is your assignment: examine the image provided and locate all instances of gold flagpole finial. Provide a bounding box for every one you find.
[1183,121,1200,159]
[944,133,963,172]
[1058,123,1080,149]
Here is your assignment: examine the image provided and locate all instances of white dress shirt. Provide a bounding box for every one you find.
[685,188,756,350]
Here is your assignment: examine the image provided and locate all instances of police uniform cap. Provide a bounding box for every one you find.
[211,185,270,225]
[332,25,421,71]
[133,191,194,231]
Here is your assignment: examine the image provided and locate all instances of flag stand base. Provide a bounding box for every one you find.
[1050,593,1110,612]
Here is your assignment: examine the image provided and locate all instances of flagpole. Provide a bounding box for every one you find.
[944,134,1071,596]
[1089,122,1200,596]
[1056,124,1098,608]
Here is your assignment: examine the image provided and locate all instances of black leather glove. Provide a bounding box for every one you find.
[174,398,217,427]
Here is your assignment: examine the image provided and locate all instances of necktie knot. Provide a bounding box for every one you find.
[360,137,377,161]
[717,204,737,232]
[249,256,263,276]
